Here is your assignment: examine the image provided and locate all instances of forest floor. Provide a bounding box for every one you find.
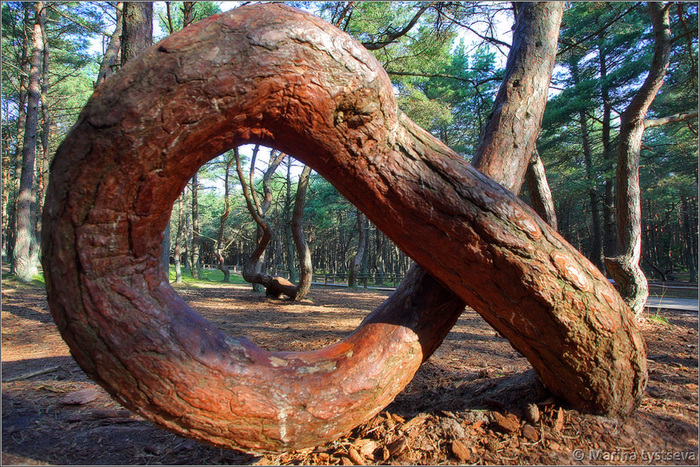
[2,270,698,465]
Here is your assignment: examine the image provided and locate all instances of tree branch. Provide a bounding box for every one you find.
[645,110,698,128]
[361,2,433,50]
[386,69,500,86]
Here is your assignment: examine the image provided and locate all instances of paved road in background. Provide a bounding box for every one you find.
[646,296,698,312]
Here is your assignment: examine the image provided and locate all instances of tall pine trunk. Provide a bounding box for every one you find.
[216,155,233,283]
[13,2,44,282]
[291,165,313,300]
[570,58,603,270]
[121,2,152,63]
[599,40,617,260]
[348,210,366,288]
[284,157,298,283]
[35,17,50,250]
[190,173,200,279]
[173,194,184,283]
[605,2,672,317]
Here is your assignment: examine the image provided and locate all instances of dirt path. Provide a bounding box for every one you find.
[2,277,698,465]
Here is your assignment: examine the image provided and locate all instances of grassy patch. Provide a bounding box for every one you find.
[2,268,45,289]
[646,312,670,325]
[167,266,248,286]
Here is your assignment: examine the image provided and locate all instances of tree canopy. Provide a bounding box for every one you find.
[2,1,697,290]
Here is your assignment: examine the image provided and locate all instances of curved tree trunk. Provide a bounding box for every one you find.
[599,40,617,260]
[605,2,672,317]
[284,157,298,284]
[42,3,645,454]
[235,148,298,299]
[238,149,313,299]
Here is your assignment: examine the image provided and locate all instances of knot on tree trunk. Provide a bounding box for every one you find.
[604,255,650,317]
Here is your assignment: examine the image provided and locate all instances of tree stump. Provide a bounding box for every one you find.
[42,3,646,453]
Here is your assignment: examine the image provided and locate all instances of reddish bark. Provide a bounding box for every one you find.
[43,3,645,453]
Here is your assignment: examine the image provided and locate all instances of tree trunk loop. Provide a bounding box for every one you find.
[42,4,646,454]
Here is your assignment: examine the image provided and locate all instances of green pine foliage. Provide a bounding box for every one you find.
[2,2,696,283]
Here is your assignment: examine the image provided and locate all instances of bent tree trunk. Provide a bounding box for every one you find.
[234,148,298,299]
[605,2,672,317]
[42,3,646,454]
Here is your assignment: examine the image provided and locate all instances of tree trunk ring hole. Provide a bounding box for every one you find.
[42,1,647,453]
[41,3,467,453]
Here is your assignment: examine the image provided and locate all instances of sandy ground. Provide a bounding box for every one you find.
[2,277,698,465]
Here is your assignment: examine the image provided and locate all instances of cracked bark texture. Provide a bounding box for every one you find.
[42,3,646,454]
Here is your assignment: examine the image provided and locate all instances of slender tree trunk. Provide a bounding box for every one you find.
[470,3,562,191]
[525,147,558,230]
[4,9,28,263]
[173,194,184,283]
[13,2,44,282]
[605,2,672,317]
[216,155,233,283]
[681,195,697,283]
[248,147,285,292]
[291,165,313,300]
[599,40,616,259]
[161,222,171,278]
[570,58,603,270]
[7,5,32,269]
[348,209,366,288]
[122,2,162,275]
[190,173,200,279]
[35,10,50,251]
[374,229,386,285]
[2,117,12,257]
[96,2,123,87]
[284,157,298,283]
[164,1,175,34]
